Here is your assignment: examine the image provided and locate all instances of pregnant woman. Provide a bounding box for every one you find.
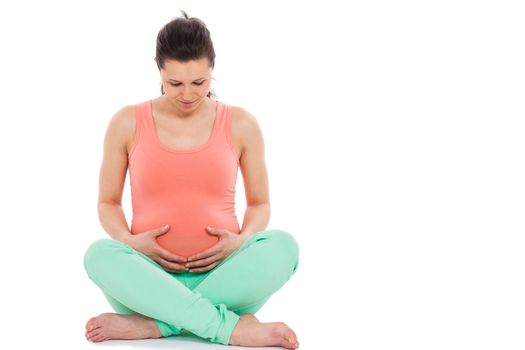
[83,10,300,349]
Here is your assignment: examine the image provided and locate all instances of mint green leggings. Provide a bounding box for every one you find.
[83,229,300,345]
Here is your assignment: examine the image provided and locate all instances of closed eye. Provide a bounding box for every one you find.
[169,81,205,87]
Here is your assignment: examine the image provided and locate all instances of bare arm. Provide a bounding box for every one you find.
[232,107,271,240]
[97,105,135,244]
[239,203,270,238]
[98,203,133,243]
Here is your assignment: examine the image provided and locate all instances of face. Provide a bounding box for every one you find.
[160,57,213,112]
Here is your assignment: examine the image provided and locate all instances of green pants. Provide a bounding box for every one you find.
[83,229,300,345]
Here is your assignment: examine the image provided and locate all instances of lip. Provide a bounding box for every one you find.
[179,100,196,107]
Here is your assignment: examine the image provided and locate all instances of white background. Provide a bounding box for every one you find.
[0,0,524,349]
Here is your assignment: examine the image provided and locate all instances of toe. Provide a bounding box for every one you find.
[286,329,298,343]
[91,334,106,343]
[283,338,297,349]
[85,316,99,332]
[86,329,101,341]
[283,328,298,349]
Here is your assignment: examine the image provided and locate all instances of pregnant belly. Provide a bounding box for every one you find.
[131,209,241,258]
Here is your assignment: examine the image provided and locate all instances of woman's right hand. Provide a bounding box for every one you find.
[125,224,188,273]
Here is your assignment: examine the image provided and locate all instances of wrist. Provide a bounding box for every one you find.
[116,231,134,246]
[239,230,254,241]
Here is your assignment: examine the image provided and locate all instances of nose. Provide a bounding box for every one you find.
[181,85,194,100]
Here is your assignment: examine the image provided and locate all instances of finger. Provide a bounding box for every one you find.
[156,257,186,273]
[186,254,220,268]
[205,226,221,235]
[187,247,219,262]
[149,224,170,237]
[156,247,187,263]
[189,261,221,273]
[206,226,231,236]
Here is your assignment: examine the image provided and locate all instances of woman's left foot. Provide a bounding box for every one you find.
[85,313,163,342]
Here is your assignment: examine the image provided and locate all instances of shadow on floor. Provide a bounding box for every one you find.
[91,331,284,349]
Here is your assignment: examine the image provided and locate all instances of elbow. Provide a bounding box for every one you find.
[98,200,122,213]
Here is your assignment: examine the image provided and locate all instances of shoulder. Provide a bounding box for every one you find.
[112,104,136,124]
[105,104,138,154]
[228,104,265,157]
[229,105,262,136]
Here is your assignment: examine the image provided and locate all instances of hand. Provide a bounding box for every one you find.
[125,224,188,273]
[185,226,247,273]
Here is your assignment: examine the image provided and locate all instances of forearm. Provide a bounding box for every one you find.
[239,203,270,239]
[97,202,133,244]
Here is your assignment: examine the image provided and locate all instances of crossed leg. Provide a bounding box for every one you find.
[83,229,299,346]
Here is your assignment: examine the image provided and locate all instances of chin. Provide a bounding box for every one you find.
[178,97,205,110]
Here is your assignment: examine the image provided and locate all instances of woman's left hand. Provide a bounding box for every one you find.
[185,226,248,273]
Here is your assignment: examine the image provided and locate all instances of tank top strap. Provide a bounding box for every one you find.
[128,100,152,160]
[214,100,238,163]
[139,99,156,139]
[213,100,224,129]
[215,100,233,142]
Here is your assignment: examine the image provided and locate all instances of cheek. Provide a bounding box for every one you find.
[198,84,211,96]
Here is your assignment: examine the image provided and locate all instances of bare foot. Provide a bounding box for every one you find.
[85,313,162,343]
[230,314,299,349]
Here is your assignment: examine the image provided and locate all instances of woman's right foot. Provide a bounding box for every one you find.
[229,314,299,349]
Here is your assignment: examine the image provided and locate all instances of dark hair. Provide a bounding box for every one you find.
[154,10,216,97]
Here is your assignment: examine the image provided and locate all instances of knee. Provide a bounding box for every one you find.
[259,229,300,274]
[83,238,129,276]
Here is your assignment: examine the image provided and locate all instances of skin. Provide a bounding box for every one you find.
[86,57,299,348]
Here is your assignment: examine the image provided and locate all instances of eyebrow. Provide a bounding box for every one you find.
[168,78,206,83]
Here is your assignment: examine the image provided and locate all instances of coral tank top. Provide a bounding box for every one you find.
[128,99,241,258]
